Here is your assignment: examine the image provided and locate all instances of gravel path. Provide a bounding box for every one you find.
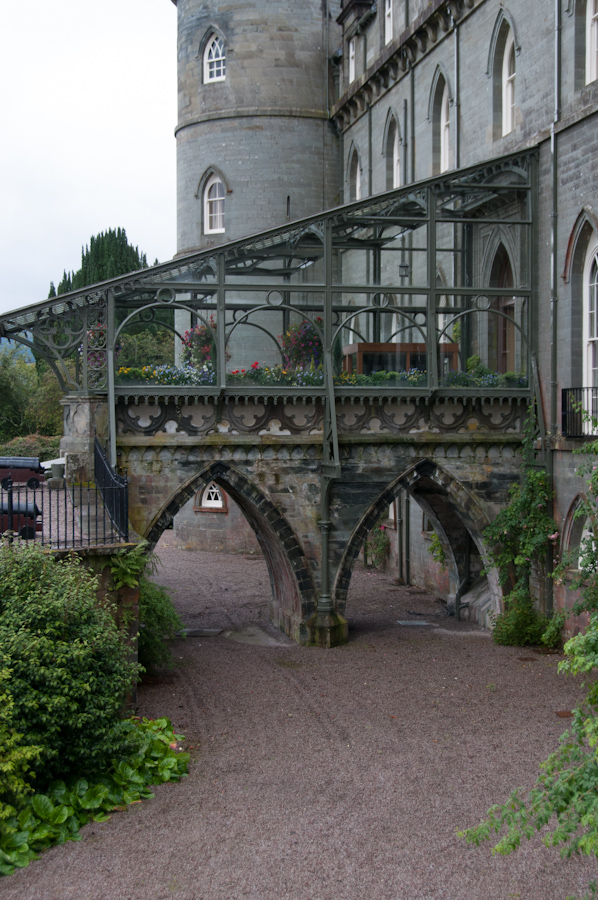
[3,533,596,900]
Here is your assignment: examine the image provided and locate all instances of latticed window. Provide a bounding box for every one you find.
[204,34,226,82]
[502,30,516,135]
[204,174,225,234]
[203,483,223,507]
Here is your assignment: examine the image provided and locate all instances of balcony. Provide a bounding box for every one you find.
[562,388,598,438]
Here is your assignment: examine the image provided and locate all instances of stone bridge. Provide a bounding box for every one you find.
[63,392,525,646]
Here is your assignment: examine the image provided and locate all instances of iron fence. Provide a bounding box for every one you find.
[562,388,598,438]
[0,478,128,549]
[94,438,128,540]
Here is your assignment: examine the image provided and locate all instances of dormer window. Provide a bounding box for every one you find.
[204,33,226,83]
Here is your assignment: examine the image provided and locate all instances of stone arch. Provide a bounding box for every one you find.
[194,165,230,200]
[144,461,317,643]
[333,458,502,620]
[486,8,521,77]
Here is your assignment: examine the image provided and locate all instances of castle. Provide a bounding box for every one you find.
[168,0,598,631]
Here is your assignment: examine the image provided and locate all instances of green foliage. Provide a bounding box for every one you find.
[0,542,139,785]
[364,524,391,568]
[0,717,188,876]
[116,329,174,369]
[483,414,559,646]
[50,228,148,297]
[428,531,447,573]
[460,420,598,900]
[0,670,42,821]
[109,541,150,590]
[0,433,61,461]
[0,347,37,442]
[138,576,184,671]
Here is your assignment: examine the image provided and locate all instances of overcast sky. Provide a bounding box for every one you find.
[0,0,177,316]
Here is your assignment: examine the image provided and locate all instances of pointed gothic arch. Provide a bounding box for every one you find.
[144,461,317,642]
[333,459,502,621]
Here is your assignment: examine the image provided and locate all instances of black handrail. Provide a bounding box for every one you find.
[94,438,129,540]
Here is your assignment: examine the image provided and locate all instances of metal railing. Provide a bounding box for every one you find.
[562,387,598,437]
[0,477,128,549]
[94,438,129,541]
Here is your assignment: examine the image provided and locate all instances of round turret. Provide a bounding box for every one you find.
[173,0,341,255]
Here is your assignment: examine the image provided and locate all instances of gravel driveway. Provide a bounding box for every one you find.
[3,533,596,900]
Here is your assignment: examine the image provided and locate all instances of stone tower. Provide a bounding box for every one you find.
[170,0,341,256]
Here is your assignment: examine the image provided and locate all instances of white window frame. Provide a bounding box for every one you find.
[349,150,361,201]
[384,0,393,45]
[583,235,598,391]
[587,0,598,84]
[195,481,227,513]
[440,82,450,173]
[502,29,516,135]
[349,37,356,83]
[204,33,226,83]
[392,124,401,188]
[203,174,225,234]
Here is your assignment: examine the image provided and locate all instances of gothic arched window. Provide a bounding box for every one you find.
[385,116,401,190]
[204,174,225,234]
[583,235,598,389]
[194,482,227,512]
[204,33,226,83]
[349,148,361,201]
[502,29,516,135]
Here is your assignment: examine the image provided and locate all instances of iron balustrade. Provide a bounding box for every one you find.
[0,476,128,548]
[562,388,598,437]
[94,438,129,540]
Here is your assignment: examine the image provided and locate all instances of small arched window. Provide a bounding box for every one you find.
[502,29,516,135]
[587,0,598,84]
[385,116,401,190]
[194,482,227,512]
[204,174,225,234]
[204,33,226,83]
[349,149,361,201]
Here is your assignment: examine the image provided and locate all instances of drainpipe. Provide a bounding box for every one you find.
[397,491,404,582]
[405,492,411,584]
[410,64,415,182]
[546,0,561,618]
[454,16,460,170]
[368,102,373,196]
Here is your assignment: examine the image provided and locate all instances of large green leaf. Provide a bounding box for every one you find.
[31,795,54,821]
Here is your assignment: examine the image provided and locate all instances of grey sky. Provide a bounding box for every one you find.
[0,0,177,316]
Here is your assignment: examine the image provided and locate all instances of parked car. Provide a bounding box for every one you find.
[0,457,45,490]
[0,497,42,540]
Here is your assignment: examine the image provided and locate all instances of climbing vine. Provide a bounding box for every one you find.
[483,414,559,646]
[459,416,598,900]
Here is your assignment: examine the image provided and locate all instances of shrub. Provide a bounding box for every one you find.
[0,434,61,461]
[0,717,189,876]
[0,542,140,786]
[138,576,184,671]
[0,670,42,820]
[364,524,391,568]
